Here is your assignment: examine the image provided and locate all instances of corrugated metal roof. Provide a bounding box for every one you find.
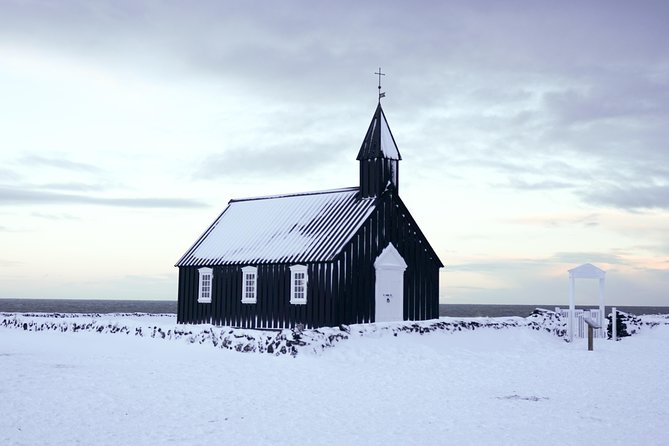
[176,187,376,266]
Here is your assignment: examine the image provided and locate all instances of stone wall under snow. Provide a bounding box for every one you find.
[2,309,667,356]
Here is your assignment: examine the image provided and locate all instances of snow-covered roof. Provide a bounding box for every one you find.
[176,187,376,266]
[568,263,606,279]
[356,103,401,161]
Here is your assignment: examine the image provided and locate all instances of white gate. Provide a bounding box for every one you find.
[567,264,606,341]
[556,308,606,338]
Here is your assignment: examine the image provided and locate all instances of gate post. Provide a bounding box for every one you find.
[612,307,617,341]
[584,317,600,351]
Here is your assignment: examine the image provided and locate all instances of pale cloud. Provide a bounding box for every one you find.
[447,251,628,275]
[198,142,343,179]
[0,168,21,182]
[502,178,575,191]
[447,259,546,273]
[508,213,601,228]
[584,185,669,211]
[31,212,80,221]
[19,154,102,173]
[35,182,106,192]
[547,252,628,266]
[0,186,206,208]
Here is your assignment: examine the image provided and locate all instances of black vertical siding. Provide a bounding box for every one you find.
[177,267,186,323]
[177,267,212,324]
[360,158,399,198]
[177,190,441,328]
[178,262,337,329]
[331,190,441,325]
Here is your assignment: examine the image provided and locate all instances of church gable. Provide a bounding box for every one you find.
[329,189,442,324]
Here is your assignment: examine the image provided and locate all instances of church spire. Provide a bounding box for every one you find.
[357,103,402,198]
[356,103,401,161]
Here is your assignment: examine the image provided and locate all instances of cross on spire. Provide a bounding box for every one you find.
[374,67,386,102]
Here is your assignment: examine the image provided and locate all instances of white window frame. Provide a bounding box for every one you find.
[241,266,258,304]
[197,267,213,304]
[289,265,308,305]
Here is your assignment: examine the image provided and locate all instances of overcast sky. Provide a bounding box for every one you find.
[1,0,668,306]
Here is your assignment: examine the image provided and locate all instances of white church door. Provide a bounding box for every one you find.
[374,243,407,323]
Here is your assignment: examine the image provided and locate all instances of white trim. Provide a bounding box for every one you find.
[197,267,213,304]
[289,265,308,305]
[374,243,407,270]
[241,266,257,304]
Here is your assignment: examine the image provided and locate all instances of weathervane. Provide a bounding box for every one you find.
[375,67,386,102]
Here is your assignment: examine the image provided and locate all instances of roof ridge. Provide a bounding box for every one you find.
[229,186,360,203]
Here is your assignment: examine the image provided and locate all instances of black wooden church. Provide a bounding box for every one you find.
[175,101,443,328]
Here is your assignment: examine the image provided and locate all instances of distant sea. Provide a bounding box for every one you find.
[0,298,667,318]
[0,299,177,314]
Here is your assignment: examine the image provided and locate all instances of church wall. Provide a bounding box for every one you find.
[177,263,336,329]
[177,267,212,324]
[178,191,440,328]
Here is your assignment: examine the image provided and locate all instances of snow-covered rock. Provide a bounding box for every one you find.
[607,310,667,339]
[2,309,667,356]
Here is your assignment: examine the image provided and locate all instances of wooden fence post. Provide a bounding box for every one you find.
[584,317,600,351]
[612,307,617,341]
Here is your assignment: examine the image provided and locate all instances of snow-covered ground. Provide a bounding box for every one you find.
[2,313,668,445]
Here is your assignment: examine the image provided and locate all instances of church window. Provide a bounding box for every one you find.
[290,265,308,305]
[197,267,213,303]
[241,266,257,304]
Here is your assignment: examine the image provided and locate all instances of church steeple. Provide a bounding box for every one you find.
[357,103,402,198]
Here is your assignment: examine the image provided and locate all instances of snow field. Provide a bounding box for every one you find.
[1,315,668,445]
